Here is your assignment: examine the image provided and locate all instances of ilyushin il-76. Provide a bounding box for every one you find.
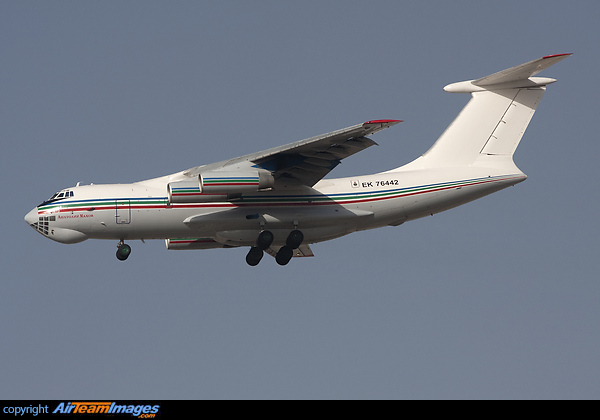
[25,54,570,266]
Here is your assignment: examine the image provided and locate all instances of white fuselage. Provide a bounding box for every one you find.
[25,163,526,249]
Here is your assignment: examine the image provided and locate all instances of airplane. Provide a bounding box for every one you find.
[24,54,570,266]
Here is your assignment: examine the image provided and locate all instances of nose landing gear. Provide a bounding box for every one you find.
[116,241,131,261]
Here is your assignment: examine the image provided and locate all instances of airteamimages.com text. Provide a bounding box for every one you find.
[2,402,161,417]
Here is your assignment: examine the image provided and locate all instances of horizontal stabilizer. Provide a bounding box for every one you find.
[474,54,571,86]
[444,53,571,93]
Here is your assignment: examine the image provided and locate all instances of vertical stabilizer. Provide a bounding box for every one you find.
[402,54,570,170]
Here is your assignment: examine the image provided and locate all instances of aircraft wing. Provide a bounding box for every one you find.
[184,120,401,187]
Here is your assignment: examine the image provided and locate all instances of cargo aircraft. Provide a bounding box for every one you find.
[25,54,570,266]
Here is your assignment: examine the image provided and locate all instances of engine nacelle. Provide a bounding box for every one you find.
[167,170,275,203]
[200,170,274,194]
[167,179,229,203]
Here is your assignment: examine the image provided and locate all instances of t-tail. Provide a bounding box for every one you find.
[401,54,571,172]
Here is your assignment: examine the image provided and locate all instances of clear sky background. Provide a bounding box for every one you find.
[2,1,598,399]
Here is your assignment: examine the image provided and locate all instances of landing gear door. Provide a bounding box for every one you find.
[115,200,131,224]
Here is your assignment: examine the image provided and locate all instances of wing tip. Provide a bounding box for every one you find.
[364,119,403,125]
[543,53,573,59]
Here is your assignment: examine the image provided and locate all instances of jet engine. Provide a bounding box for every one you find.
[167,170,274,203]
[200,170,274,194]
[167,179,228,203]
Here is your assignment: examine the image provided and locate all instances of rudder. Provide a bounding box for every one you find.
[479,87,544,156]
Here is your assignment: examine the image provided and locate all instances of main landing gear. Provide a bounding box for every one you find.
[276,229,304,266]
[245,230,274,266]
[116,241,131,261]
[246,229,304,267]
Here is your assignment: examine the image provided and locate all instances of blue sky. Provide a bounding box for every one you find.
[2,1,598,399]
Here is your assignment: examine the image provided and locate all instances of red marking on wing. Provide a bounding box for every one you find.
[364,119,402,124]
[543,53,572,59]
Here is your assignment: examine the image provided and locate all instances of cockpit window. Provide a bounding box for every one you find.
[39,190,74,207]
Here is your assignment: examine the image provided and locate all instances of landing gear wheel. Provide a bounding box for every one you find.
[246,246,264,266]
[256,230,274,250]
[286,230,304,249]
[116,243,131,261]
[275,245,294,266]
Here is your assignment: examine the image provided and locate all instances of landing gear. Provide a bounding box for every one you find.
[275,245,294,266]
[256,230,274,250]
[116,241,131,261]
[246,246,263,266]
[275,230,304,266]
[246,230,274,266]
[246,229,304,267]
[286,230,304,249]
[244,229,304,266]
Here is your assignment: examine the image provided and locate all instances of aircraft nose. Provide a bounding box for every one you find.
[24,207,38,226]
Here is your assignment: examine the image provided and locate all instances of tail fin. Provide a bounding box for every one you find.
[404,54,571,169]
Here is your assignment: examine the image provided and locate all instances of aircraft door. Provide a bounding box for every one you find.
[115,200,131,224]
